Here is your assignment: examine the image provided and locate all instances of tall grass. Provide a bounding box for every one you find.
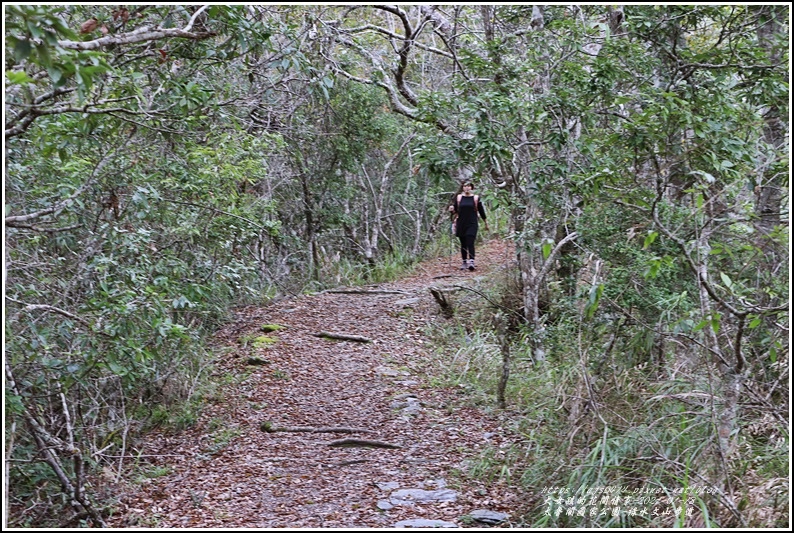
[313,248,426,288]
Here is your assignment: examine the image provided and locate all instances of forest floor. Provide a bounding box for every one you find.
[107,237,538,529]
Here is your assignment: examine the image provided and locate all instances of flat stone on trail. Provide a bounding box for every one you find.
[376,481,401,491]
[377,500,394,510]
[393,518,459,528]
[422,478,447,489]
[390,396,422,411]
[376,366,409,377]
[470,509,509,525]
[389,488,457,506]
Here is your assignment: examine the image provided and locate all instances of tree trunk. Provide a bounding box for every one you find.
[496,317,511,409]
[299,172,319,280]
[753,5,786,235]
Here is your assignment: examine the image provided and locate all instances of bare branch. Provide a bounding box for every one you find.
[649,190,747,319]
[5,150,115,225]
[159,198,270,231]
[6,92,139,138]
[538,232,579,283]
[343,23,453,59]
[5,298,92,329]
[184,5,210,33]
[371,5,419,107]
[57,13,216,51]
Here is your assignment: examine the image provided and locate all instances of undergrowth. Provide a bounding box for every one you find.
[424,264,789,528]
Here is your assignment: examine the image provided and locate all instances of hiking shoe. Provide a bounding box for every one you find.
[459,261,468,270]
[468,259,475,271]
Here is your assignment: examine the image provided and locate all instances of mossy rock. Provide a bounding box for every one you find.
[252,335,277,349]
[238,334,255,345]
[261,324,286,332]
[239,334,278,348]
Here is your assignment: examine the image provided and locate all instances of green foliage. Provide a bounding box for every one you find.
[430,209,786,528]
[5,5,111,100]
[134,465,172,483]
[328,81,397,169]
[411,129,461,184]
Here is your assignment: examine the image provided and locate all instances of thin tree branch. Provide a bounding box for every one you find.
[5,223,83,233]
[537,232,579,284]
[5,146,117,224]
[57,22,215,51]
[159,198,269,231]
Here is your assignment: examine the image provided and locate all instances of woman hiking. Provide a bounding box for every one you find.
[449,181,489,271]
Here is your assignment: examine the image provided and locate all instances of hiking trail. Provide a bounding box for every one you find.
[109,238,531,528]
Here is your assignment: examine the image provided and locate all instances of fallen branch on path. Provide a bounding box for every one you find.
[453,284,525,321]
[329,459,371,467]
[322,289,411,295]
[429,287,455,318]
[312,331,372,343]
[328,438,402,449]
[261,423,373,434]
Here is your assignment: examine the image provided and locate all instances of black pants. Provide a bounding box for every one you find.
[459,234,476,261]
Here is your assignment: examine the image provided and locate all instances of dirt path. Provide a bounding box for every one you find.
[109,238,527,528]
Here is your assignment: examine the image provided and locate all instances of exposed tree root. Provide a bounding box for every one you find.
[312,331,373,343]
[261,424,374,434]
[327,438,402,449]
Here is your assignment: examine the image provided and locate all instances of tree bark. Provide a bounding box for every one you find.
[753,5,786,235]
[495,317,511,409]
[299,170,320,281]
